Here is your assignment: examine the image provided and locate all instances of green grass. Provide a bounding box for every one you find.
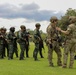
[0,42,76,75]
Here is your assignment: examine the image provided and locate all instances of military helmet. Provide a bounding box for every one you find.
[20,25,26,29]
[10,27,15,32]
[50,16,58,23]
[69,16,76,23]
[0,27,6,31]
[35,23,41,27]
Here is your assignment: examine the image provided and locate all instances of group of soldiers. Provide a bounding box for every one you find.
[0,15,76,69]
[0,24,44,60]
[46,16,76,68]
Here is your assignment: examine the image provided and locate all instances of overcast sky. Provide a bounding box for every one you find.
[0,0,76,32]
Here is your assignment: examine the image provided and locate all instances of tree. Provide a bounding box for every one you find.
[58,8,76,30]
[65,8,76,16]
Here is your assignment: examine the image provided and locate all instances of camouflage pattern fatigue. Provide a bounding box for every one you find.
[0,44,4,59]
[63,24,76,68]
[0,39,4,59]
[7,31,17,60]
[18,30,27,60]
[0,32,5,59]
[1,32,8,57]
[33,29,41,60]
[13,39,18,58]
[46,24,62,66]
[25,32,30,58]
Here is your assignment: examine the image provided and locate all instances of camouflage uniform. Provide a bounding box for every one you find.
[18,25,28,60]
[0,28,9,57]
[7,27,17,60]
[33,23,41,61]
[0,28,5,59]
[62,16,76,68]
[25,32,30,58]
[46,16,62,66]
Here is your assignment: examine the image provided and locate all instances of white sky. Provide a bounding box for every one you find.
[0,0,76,32]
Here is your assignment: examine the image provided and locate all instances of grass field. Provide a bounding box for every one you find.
[0,42,76,75]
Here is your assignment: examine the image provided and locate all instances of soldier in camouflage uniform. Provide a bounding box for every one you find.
[7,27,17,60]
[46,16,62,67]
[0,28,4,59]
[0,28,7,59]
[18,25,29,60]
[33,23,41,61]
[57,16,76,68]
[0,27,9,57]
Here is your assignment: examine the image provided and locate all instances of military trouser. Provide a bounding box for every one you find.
[19,43,26,60]
[0,44,4,59]
[33,43,39,60]
[26,45,29,57]
[39,46,44,58]
[8,44,14,60]
[63,42,75,68]
[13,44,18,58]
[48,41,62,66]
[5,43,9,57]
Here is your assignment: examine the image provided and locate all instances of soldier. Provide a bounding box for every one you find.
[33,23,42,61]
[46,16,62,67]
[0,28,7,59]
[0,27,9,57]
[7,27,17,60]
[18,25,29,60]
[57,16,76,68]
[0,28,4,59]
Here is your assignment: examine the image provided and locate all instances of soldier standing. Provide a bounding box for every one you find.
[0,28,4,59]
[46,16,62,67]
[57,16,76,68]
[33,23,41,61]
[7,27,17,60]
[18,25,28,60]
[0,28,9,57]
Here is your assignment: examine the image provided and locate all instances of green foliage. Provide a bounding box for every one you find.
[58,16,69,30]
[65,8,76,16]
[0,43,76,75]
[58,8,76,30]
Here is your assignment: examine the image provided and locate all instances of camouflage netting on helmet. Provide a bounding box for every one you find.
[50,16,58,23]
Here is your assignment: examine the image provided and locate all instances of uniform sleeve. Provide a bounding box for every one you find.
[46,25,52,35]
[67,25,72,34]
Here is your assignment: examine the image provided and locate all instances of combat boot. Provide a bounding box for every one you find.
[69,64,73,68]
[49,63,54,67]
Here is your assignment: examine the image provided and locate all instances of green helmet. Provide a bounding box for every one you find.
[50,16,58,23]
[20,25,26,29]
[35,23,41,27]
[69,16,76,23]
